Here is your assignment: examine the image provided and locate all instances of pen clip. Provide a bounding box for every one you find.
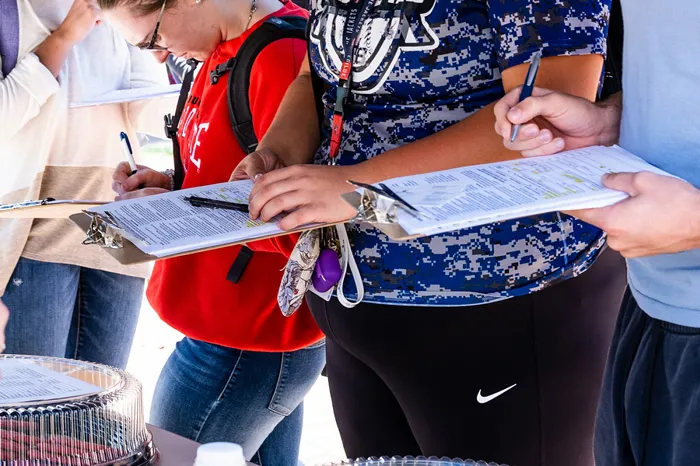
[526,51,542,86]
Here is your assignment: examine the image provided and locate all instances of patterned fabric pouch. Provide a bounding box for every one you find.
[278,225,364,316]
[278,228,321,317]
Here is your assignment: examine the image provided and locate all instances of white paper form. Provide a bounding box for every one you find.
[88,181,285,257]
[69,84,181,108]
[383,145,673,236]
[0,360,103,405]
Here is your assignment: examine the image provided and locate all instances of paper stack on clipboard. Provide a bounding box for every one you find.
[68,180,311,265]
[343,145,674,240]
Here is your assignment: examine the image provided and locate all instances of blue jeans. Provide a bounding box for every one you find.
[1,257,144,369]
[150,337,326,465]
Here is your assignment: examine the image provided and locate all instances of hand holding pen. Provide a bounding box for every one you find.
[112,132,171,200]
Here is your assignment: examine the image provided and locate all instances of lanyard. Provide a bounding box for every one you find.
[328,0,375,165]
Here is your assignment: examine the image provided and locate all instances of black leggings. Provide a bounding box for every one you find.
[308,248,627,466]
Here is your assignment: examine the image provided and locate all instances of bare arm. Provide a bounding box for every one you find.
[350,54,605,183]
[34,0,103,77]
[0,0,101,142]
[257,55,321,166]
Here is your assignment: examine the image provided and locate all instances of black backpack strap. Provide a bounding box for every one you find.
[226,245,254,284]
[164,58,199,190]
[208,16,309,284]
[224,16,308,154]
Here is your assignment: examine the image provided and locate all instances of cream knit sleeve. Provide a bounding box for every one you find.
[0,53,59,142]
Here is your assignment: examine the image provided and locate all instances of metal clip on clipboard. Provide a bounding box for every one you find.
[81,211,126,249]
[341,180,425,241]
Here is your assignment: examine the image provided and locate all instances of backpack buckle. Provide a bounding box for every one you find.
[210,57,237,84]
[164,114,176,139]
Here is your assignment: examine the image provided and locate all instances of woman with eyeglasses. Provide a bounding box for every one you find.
[99,0,325,465]
[0,0,168,368]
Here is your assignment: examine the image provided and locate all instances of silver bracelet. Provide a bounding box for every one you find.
[161,169,175,191]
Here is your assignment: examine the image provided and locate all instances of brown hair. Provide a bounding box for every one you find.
[97,0,176,16]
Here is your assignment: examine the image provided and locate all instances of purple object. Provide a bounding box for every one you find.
[312,248,342,292]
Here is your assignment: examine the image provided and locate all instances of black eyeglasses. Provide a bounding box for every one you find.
[140,0,168,50]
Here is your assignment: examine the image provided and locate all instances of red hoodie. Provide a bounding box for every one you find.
[147,2,323,352]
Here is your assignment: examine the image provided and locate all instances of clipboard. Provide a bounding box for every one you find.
[66,181,337,265]
[0,199,107,219]
[68,210,324,265]
[341,145,678,242]
[69,84,181,108]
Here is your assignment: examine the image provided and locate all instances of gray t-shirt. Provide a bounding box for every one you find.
[620,0,700,326]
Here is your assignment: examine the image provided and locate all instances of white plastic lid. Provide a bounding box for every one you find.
[194,442,246,466]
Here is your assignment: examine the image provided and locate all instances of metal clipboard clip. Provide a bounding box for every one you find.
[81,210,126,249]
[347,180,424,224]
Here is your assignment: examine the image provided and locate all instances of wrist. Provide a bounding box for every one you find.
[160,169,175,191]
[52,27,79,47]
[340,162,378,186]
[596,92,623,146]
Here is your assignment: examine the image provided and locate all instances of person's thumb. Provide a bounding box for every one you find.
[507,92,569,125]
[230,157,265,182]
[602,172,641,197]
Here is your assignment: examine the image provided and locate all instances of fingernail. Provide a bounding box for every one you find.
[524,127,538,138]
[555,139,565,149]
[253,173,263,182]
[508,108,522,119]
[539,131,552,142]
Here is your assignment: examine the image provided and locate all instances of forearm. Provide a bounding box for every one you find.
[257,64,321,166]
[344,102,519,183]
[0,54,60,142]
[346,54,607,184]
[33,31,76,78]
[596,91,623,146]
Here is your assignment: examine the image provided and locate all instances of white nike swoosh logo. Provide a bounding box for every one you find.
[476,384,517,404]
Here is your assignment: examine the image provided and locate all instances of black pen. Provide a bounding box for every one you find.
[378,183,419,213]
[510,51,542,143]
[347,180,419,213]
[185,196,250,213]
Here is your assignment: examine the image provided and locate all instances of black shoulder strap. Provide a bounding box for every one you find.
[600,0,623,99]
[306,15,327,133]
[164,58,199,190]
[226,16,308,154]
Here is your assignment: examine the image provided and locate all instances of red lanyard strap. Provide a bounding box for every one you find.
[327,0,375,165]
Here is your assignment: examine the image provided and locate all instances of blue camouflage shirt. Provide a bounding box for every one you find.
[308,0,611,306]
